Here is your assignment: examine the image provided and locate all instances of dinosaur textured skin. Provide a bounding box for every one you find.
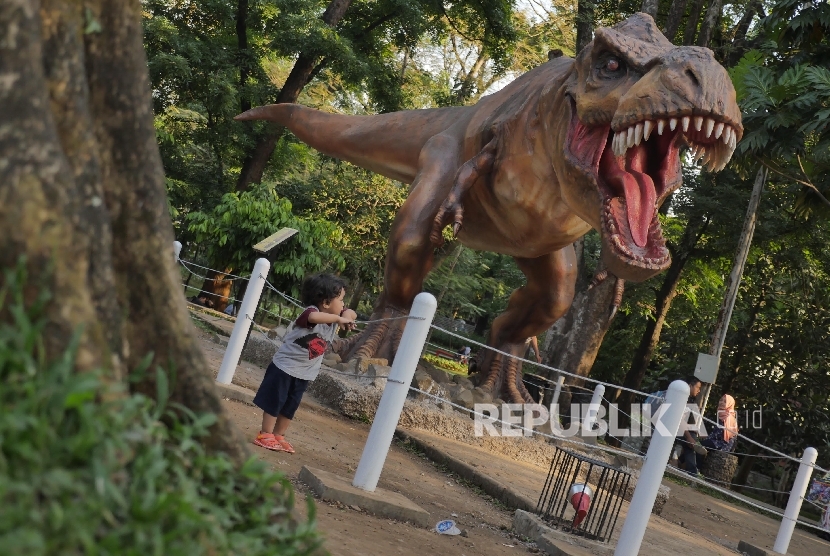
[236,14,742,403]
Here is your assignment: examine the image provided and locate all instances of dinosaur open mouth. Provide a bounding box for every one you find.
[565,103,739,280]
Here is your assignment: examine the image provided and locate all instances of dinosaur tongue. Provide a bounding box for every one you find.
[600,144,655,247]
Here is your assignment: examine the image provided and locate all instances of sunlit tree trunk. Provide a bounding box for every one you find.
[1,0,247,464]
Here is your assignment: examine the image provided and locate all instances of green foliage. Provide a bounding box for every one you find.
[0,267,320,556]
[731,0,830,218]
[274,158,407,293]
[185,182,346,290]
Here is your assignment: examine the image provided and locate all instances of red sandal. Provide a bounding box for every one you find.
[253,433,286,452]
[273,435,295,454]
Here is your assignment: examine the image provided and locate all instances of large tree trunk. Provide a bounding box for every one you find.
[683,0,705,45]
[614,214,708,418]
[663,0,688,42]
[1,0,247,464]
[575,0,595,54]
[236,0,353,190]
[541,239,618,417]
[640,0,659,20]
[695,0,722,48]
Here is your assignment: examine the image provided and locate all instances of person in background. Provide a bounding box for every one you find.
[693,394,739,471]
[525,336,542,364]
[675,376,707,476]
[457,345,471,365]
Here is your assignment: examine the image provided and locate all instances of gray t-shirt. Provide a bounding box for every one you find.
[272,307,338,381]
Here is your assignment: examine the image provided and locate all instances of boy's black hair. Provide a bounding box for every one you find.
[301,273,347,307]
[684,375,702,387]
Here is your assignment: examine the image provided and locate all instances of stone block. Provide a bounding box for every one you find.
[335,359,358,375]
[420,363,452,384]
[299,466,431,527]
[411,369,436,393]
[267,325,288,340]
[452,374,474,389]
[512,510,612,556]
[701,450,739,484]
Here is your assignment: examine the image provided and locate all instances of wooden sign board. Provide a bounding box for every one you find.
[253,228,298,254]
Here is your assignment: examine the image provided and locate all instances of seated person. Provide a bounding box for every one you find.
[457,345,471,364]
[693,394,739,472]
[674,376,707,475]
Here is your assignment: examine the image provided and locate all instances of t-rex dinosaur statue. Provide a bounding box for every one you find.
[236,13,742,403]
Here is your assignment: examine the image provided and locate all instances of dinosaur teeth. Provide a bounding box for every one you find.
[657,119,665,136]
[634,123,643,145]
[643,120,653,141]
[704,118,715,138]
[627,126,635,148]
[694,116,704,132]
[714,122,724,139]
[682,116,690,132]
[669,118,677,131]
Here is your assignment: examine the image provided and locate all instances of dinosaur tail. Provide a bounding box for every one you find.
[235,103,468,183]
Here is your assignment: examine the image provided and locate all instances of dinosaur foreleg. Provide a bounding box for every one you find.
[429,136,498,245]
[339,134,462,364]
[471,247,578,404]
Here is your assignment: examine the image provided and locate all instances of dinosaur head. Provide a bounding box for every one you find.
[556,13,742,282]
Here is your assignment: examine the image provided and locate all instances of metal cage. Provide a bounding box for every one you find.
[536,446,632,543]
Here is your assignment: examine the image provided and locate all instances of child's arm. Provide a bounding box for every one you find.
[307,311,354,327]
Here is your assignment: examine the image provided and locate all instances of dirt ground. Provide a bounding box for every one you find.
[195,323,830,556]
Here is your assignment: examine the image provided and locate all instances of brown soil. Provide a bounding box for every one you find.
[194,322,830,555]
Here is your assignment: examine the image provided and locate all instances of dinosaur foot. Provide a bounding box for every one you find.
[469,341,535,404]
[335,305,408,364]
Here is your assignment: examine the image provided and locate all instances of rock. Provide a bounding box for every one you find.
[472,387,493,405]
[355,357,388,374]
[452,374,474,389]
[418,361,452,384]
[240,334,279,368]
[326,352,342,364]
[211,332,229,347]
[267,325,288,340]
[334,359,358,375]
[411,369,435,392]
[453,388,475,410]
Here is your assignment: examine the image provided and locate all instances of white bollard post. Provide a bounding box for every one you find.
[352,292,437,492]
[583,383,605,433]
[615,380,690,556]
[173,241,182,262]
[773,447,818,554]
[216,258,270,385]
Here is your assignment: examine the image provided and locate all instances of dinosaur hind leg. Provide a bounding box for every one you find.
[341,134,463,363]
[472,247,578,403]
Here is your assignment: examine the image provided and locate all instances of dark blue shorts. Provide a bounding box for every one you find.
[253,363,309,420]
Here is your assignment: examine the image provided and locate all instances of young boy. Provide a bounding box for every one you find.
[252,273,357,453]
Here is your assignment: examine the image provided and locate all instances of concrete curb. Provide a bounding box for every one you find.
[299,465,431,528]
[394,428,538,513]
[216,381,256,405]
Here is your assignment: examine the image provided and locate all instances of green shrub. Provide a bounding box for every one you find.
[0,270,321,555]
[422,354,468,375]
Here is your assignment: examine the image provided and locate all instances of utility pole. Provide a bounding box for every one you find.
[696,167,767,412]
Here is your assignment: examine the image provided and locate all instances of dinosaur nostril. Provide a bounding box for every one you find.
[686,68,701,88]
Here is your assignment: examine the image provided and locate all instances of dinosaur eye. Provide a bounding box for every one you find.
[597,55,625,79]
